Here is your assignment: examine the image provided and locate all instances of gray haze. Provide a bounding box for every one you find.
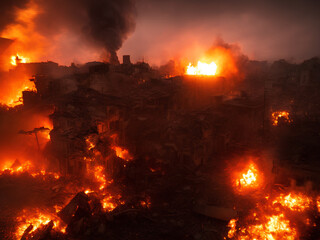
[119,0,320,64]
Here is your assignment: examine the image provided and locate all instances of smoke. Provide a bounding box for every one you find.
[0,0,136,63]
[120,0,320,64]
[0,0,29,32]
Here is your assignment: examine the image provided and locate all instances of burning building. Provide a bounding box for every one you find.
[1,1,320,240]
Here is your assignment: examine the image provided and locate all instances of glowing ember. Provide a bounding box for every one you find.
[102,196,117,211]
[234,163,259,191]
[234,213,296,240]
[0,160,60,179]
[186,61,217,76]
[1,161,32,174]
[272,193,312,212]
[15,209,66,239]
[227,219,237,238]
[94,165,107,190]
[272,111,291,126]
[140,196,151,208]
[86,139,95,150]
[225,191,320,239]
[11,54,29,66]
[112,146,133,161]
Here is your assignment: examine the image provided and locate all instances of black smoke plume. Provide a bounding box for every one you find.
[0,0,136,63]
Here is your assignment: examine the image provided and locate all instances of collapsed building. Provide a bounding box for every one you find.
[1,54,320,239]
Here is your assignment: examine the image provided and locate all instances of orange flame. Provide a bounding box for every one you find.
[271,111,291,126]
[234,163,260,191]
[1,160,60,179]
[186,61,217,76]
[10,54,30,66]
[15,209,66,239]
[272,193,312,212]
[0,77,36,107]
[112,146,133,161]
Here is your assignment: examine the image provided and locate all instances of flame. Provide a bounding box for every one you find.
[234,163,260,191]
[11,54,30,66]
[0,77,36,107]
[102,196,117,211]
[186,61,217,76]
[86,137,96,150]
[93,165,107,190]
[186,46,238,77]
[112,146,133,161]
[15,209,66,239]
[271,111,291,126]
[1,160,60,179]
[226,192,320,239]
[1,1,45,70]
[272,193,312,212]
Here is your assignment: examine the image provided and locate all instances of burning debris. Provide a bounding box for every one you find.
[234,163,261,192]
[0,2,320,238]
[272,111,292,126]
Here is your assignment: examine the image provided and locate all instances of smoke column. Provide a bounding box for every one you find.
[0,0,136,63]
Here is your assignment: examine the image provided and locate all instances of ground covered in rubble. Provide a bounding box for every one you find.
[0,161,229,240]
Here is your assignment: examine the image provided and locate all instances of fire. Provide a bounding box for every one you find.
[0,77,36,107]
[231,213,297,240]
[94,165,107,190]
[234,163,260,191]
[226,191,320,239]
[186,45,239,77]
[272,111,291,126]
[186,61,218,76]
[112,146,133,161]
[15,209,66,239]
[272,193,312,212]
[1,1,45,70]
[11,54,29,66]
[0,160,60,179]
[102,196,117,211]
[1,161,32,174]
[86,137,96,150]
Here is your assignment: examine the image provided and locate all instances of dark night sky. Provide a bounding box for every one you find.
[119,0,320,65]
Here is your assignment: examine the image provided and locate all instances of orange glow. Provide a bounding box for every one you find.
[11,54,30,66]
[140,196,151,208]
[225,191,320,239]
[317,196,320,212]
[272,111,291,126]
[15,209,66,239]
[101,194,124,212]
[0,77,36,107]
[1,1,46,70]
[227,218,237,238]
[272,193,312,212]
[1,160,60,179]
[230,214,296,240]
[102,196,117,211]
[234,163,260,191]
[38,117,53,141]
[186,46,238,78]
[86,137,96,150]
[112,146,133,161]
[94,165,107,190]
[186,61,217,76]
[1,161,32,174]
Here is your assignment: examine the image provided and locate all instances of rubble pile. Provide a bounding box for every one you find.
[1,55,320,239]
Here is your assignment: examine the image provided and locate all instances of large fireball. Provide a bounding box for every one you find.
[186,61,217,76]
